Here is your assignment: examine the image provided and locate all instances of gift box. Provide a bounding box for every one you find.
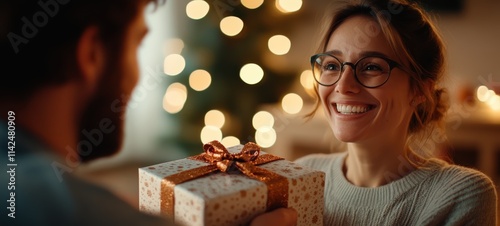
[139,141,325,226]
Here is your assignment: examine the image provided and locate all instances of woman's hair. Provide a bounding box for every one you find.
[310,0,449,153]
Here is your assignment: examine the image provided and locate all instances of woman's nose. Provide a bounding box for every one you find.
[334,65,361,94]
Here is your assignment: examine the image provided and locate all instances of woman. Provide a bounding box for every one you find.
[295,0,498,225]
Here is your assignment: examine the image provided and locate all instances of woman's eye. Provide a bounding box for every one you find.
[324,63,340,71]
[364,64,383,71]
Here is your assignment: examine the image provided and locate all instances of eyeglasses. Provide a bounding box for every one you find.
[310,53,407,88]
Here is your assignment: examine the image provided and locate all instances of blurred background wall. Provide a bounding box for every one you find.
[79,0,500,208]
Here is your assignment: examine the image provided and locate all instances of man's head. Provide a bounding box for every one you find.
[1,0,158,161]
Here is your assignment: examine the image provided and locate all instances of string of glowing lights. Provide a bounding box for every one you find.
[163,0,307,147]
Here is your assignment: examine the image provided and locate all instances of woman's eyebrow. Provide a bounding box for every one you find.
[324,50,342,56]
[323,50,392,59]
[358,51,391,59]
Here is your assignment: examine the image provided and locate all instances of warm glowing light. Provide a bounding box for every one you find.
[281,93,303,114]
[186,0,210,20]
[484,90,497,103]
[220,16,244,36]
[200,126,223,144]
[255,126,277,148]
[488,90,497,99]
[486,92,499,105]
[276,0,302,13]
[241,0,264,9]
[240,63,264,85]
[204,109,225,128]
[163,38,184,55]
[300,70,315,90]
[489,95,500,111]
[476,85,500,111]
[268,35,291,55]
[163,54,185,76]
[189,69,211,91]
[221,136,240,147]
[252,111,274,129]
[163,83,188,114]
[476,85,490,102]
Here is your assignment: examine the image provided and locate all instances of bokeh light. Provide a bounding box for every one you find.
[276,0,302,13]
[241,0,264,9]
[268,35,291,55]
[488,95,500,111]
[281,93,303,114]
[163,38,184,55]
[163,54,186,76]
[255,126,277,148]
[252,111,274,129]
[477,85,491,102]
[204,109,225,128]
[186,0,210,20]
[200,126,223,144]
[300,70,315,90]
[189,69,212,91]
[163,83,188,114]
[240,63,264,85]
[221,136,241,147]
[220,16,244,36]
[476,85,500,111]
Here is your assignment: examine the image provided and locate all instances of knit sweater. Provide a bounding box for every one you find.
[295,152,498,226]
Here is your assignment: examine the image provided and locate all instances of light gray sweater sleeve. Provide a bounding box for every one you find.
[294,153,498,226]
[416,166,498,226]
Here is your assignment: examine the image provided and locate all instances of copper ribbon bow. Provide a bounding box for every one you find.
[161,141,289,218]
[200,140,267,181]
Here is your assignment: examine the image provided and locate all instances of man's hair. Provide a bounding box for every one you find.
[0,0,158,99]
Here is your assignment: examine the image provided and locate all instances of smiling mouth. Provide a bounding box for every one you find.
[335,103,375,115]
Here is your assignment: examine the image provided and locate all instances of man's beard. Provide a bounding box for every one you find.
[77,63,130,162]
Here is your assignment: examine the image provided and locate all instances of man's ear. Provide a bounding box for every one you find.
[76,26,105,91]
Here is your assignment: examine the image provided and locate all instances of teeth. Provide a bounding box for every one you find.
[336,104,370,114]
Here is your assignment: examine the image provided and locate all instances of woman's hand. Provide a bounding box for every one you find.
[250,208,297,226]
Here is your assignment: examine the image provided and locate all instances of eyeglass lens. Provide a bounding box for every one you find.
[312,54,391,87]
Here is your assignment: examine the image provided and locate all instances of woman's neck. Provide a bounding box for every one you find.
[343,142,423,187]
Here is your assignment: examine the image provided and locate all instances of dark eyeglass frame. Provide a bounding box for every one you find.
[310,53,411,88]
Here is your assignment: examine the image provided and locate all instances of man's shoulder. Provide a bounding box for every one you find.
[65,174,171,225]
[1,149,77,225]
[1,146,170,225]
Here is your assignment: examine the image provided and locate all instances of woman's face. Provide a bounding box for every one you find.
[319,15,415,144]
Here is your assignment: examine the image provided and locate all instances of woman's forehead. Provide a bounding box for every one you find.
[325,15,399,61]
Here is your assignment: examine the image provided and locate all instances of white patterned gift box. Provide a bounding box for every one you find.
[139,141,325,226]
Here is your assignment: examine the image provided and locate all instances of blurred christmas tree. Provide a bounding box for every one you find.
[159,0,319,155]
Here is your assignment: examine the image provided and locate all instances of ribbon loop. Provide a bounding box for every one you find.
[203,140,231,163]
[203,140,261,164]
[237,142,260,162]
[201,140,270,180]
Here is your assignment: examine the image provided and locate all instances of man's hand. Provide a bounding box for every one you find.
[250,208,297,226]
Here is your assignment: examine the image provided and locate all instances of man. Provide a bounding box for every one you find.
[0,0,296,225]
